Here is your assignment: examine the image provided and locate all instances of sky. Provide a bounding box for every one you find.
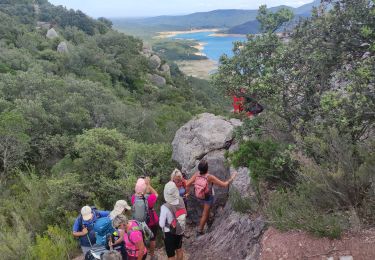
[48,0,314,18]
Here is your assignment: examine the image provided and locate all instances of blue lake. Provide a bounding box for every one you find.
[172,31,246,61]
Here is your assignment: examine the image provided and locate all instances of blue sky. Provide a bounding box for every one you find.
[48,0,314,18]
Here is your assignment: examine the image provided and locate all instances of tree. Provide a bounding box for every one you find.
[256,5,294,33]
[0,111,30,180]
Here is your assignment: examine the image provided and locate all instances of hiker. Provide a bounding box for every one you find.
[131,177,159,260]
[186,159,237,236]
[233,89,263,118]
[109,200,131,259]
[110,200,131,219]
[171,169,188,204]
[159,181,187,260]
[111,214,147,260]
[72,205,110,255]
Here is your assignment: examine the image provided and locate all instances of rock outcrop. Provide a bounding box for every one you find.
[172,113,242,222]
[159,63,171,77]
[172,113,241,174]
[57,42,68,53]
[46,28,58,39]
[142,42,153,58]
[172,113,265,259]
[149,54,162,70]
[147,73,166,87]
[185,165,264,260]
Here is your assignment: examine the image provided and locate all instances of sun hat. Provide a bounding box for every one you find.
[81,205,93,221]
[135,178,147,194]
[110,200,131,219]
[164,181,180,205]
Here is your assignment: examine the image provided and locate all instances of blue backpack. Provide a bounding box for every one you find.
[93,216,115,246]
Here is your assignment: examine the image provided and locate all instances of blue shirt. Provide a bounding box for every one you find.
[72,209,110,247]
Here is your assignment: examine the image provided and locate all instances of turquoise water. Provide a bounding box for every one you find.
[172,31,246,61]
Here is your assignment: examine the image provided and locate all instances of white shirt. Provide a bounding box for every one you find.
[159,205,174,232]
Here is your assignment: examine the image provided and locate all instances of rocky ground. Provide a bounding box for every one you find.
[75,113,375,260]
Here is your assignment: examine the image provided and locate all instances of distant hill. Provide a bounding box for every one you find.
[112,1,321,36]
[111,0,320,37]
[227,0,321,34]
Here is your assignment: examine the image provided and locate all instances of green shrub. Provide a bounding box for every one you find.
[266,188,347,239]
[29,226,78,260]
[229,139,298,187]
[229,188,256,213]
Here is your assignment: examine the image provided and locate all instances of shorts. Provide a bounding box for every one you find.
[164,232,183,258]
[149,225,159,241]
[198,194,214,206]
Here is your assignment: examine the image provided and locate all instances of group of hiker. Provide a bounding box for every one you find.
[73,159,237,260]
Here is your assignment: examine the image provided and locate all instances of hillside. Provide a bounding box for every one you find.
[0,1,227,259]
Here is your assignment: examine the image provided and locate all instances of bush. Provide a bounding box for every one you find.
[266,187,347,239]
[229,139,298,187]
[229,188,256,213]
[29,226,78,260]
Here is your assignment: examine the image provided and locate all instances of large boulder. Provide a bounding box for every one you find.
[147,73,166,86]
[172,113,241,174]
[172,113,242,223]
[46,28,58,39]
[142,42,153,58]
[57,41,68,53]
[159,63,171,77]
[149,54,162,69]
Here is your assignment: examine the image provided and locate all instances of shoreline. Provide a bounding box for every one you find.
[154,28,220,39]
[175,59,218,80]
[209,33,246,37]
[192,42,207,56]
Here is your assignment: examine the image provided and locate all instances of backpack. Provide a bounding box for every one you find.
[164,198,187,235]
[132,195,150,223]
[194,173,210,200]
[127,221,154,249]
[93,217,115,246]
[78,207,101,247]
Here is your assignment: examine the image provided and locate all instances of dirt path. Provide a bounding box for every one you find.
[260,227,375,260]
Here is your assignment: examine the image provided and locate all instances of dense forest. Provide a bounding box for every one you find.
[0,0,226,259]
[215,0,375,238]
[0,0,374,259]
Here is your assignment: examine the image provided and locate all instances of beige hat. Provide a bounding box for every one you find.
[81,206,93,221]
[110,200,131,219]
[164,181,180,205]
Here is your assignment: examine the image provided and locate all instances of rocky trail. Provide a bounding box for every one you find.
[75,113,375,260]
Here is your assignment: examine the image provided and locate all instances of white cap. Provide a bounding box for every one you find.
[81,206,93,221]
[110,200,131,219]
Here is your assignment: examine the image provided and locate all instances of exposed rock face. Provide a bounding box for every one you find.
[147,73,166,86]
[172,113,242,223]
[57,42,68,53]
[185,166,264,260]
[46,28,58,39]
[142,42,153,58]
[159,63,171,77]
[149,54,162,69]
[172,113,241,174]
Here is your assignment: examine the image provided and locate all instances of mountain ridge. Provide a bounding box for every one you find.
[112,0,321,34]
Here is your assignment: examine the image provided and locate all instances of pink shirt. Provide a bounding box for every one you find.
[124,220,147,257]
[131,194,159,227]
